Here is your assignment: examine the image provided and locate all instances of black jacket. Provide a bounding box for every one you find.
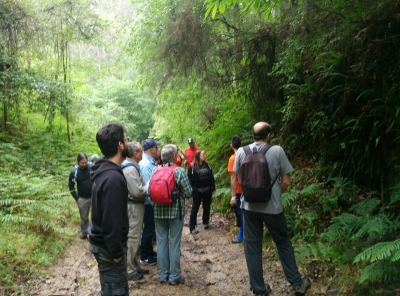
[188,162,215,193]
[68,165,92,200]
[88,158,129,259]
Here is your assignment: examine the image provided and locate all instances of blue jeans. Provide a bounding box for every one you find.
[154,217,184,282]
[189,190,212,230]
[242,210,302,294]
[89,243,129,296]
[141,204,155,260]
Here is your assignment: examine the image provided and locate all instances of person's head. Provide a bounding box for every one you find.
[126,141,143,162]
[253,122,272,143]
[194,149,206,165]
[89,154,100,164]
[161,144,178,164]
[143,138,161,159]
[188,138,195,149]
[77,153,88,169]
[230,135,241,150]
[96,123,128,158]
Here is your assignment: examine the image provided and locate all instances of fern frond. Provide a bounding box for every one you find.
[389,183,400,205]
[350,198,380,215]
[282,187,297,208]
[391,249,400,262]
[354,238,400,263]
[0,214,34,223]
[300,184,325,196]
[358,260,400,284]
[0,199,36,206]
[353,214,391,240]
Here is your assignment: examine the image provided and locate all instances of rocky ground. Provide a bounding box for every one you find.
[26,204,322,296]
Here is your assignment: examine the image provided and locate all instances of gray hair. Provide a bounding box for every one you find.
[127,141,141,158]
[161,144,177,163]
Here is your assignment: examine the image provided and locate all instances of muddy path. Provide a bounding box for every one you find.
[29,204,320,296]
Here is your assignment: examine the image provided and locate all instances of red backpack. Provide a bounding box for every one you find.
[149,164,180,204]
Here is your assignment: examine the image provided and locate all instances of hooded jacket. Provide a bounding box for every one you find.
[89,158,129,259]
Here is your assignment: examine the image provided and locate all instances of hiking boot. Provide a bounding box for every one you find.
[251,284,272,296]
[294,277,311,295]
[128,272,144,281]
[204,224,210,229]
[168,275,185,286]
[137,268,149,274]
[231,238,243,244]
[140,257,157,265]
[160,278,168,283]
[79,233,87,239]
[190,228,199,235]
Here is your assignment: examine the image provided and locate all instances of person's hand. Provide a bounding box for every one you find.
[230,196,236,206]
[113,257,122,263]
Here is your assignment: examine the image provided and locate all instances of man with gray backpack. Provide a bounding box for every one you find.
[234,122,310,296]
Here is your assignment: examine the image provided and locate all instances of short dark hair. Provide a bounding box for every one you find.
[253,125,271,141]
[96,123,125,158]
[230,136,241,149]
[77,153,88,163]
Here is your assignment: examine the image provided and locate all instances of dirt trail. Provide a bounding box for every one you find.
[29,206,318,296]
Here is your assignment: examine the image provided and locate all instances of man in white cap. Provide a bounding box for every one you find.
[184,138,200,171]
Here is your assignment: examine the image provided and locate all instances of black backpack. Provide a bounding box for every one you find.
[240,144,279,203]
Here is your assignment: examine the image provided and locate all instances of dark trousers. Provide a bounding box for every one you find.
[89,243,129,296]
[189,190,212,230]
[233,193,242,227]
[141,204,155,260]
[242,210,302,294]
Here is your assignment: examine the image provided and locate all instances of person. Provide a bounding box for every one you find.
[121,141,150,281]
[68,153,92,239]
[234,122,311,296]
[228,136,243,243]
[88,123,130,295]
[184,138,200,170]
[188,149,215,234]
[149,144,192,285]
[175,147,186,167]
[89,154,100,164]
[139,138,161,265]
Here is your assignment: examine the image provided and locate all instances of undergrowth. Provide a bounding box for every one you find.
[0,120,99,292]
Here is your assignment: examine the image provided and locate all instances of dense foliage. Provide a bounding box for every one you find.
[0,0,399,294]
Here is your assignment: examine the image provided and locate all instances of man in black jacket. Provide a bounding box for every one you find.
[89,123,130,295]
[68,153,92,239]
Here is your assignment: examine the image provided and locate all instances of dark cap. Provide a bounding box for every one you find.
[143,139,161,151]
[188,138,194,143]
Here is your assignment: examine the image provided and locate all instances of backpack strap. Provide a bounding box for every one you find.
[259,144,272,155]
[167,164,182,220]
[72,165,79,183]
[243,145,252,156]
[260,144,279,186]
[252,144,279,186]
[121,162,141,175]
